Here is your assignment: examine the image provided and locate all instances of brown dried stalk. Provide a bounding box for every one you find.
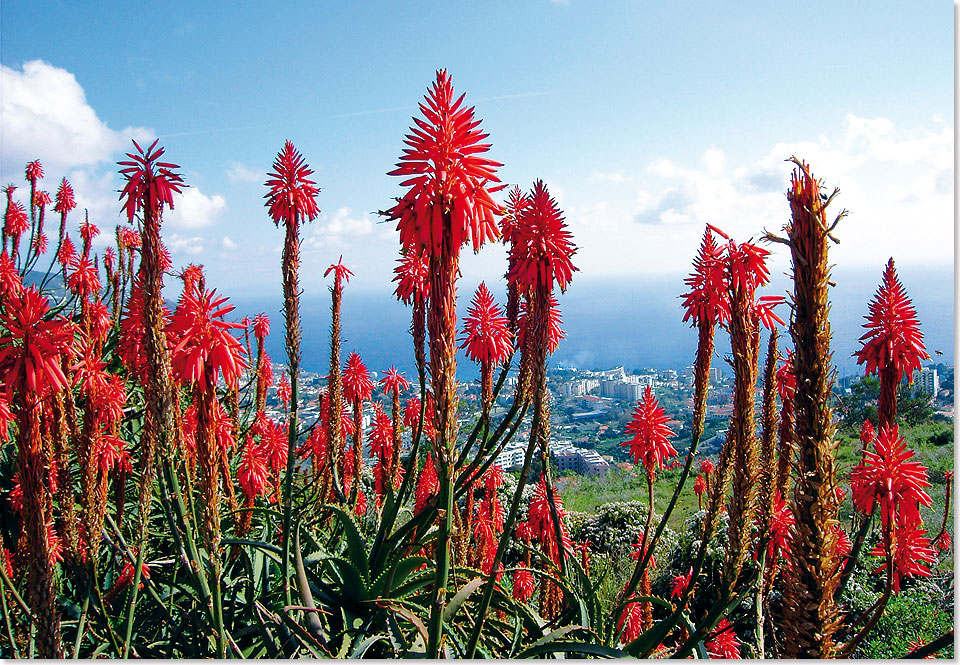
[779,157,845,658]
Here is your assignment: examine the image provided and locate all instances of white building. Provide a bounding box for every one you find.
[912,367,939,398]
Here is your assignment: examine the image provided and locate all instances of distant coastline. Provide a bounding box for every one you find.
[230,264,954,381]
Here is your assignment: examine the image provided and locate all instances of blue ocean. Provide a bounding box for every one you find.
[230,266,954,382]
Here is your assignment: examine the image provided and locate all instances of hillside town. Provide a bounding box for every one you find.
[256,360,953,479]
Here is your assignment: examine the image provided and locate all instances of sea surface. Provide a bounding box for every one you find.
[230,266,954,382]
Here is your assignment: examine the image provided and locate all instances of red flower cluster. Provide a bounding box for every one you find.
[393,251,430,304]
[517,294,565,354]
[379,366,410,396]
[681,226,729,327]
[855,258,928,381]
[0,287,75,398]
[506,180,577,293]
[460,282,512,366]
[343,351,374,404]
[706,619,741,659]
[388,70,502,255]
[54,178,76,216]
[118,139,185,222]
[851,425,932,529]
[621,386,677,475]
[263,140,320,227]
[168,287,248,388]
[869,523,936,593]
[238,436,270,501]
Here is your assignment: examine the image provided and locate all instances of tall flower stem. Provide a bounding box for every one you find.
[280,218,302,606]
[425,222,460,658]
[776,158,844,658]
[16,399,62,658]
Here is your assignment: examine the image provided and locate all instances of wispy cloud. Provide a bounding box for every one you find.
[226,162,263,182]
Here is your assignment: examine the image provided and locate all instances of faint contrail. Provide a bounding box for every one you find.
[158,90,559,137]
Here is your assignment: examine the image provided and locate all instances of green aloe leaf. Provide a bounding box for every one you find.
[518,640,629,659]
[442,577,486,623]
[322,504,370,584]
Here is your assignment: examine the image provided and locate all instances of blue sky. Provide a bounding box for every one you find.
[1,2,954,300]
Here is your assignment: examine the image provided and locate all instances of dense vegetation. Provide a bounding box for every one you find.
[0,70,953,658]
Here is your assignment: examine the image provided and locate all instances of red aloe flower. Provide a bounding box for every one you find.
[118,139,185,222]
[855,258,928,381]
[617,590,644,644]
[7,475,23,513]
[117,226,140,250]
[238,439,270,501]
[671,567,694,599]
[393,250,430,304]
[343,352,374,404]
[0,394,12,442]
[57,233,76,269]
[276,373,291,410]
[387,69,502,254]
[25,160,44,185]
[355,489,367,517]
[79,220,99,247]
[869,523,936,593]
[724,235,773,293]
[4,201,29,237]
[460,282,512,366]
[403,395,438,441]
[54,178,75,216]
[693,473,707,503]
[0,287,75,397]
[254,415,289,476]
[517,294,565,354]
[706,619,741,659]
[117,277,173,380]
[851,425,932,529]
[621,386,677,476]
[700,458,715,477]
[103,246,116,275]
[681,226,729,327]
[512,568,535,603]
[379,366,410,396]
[67,255,101,297]
[414,453,439,514]
[768,490,795,561]
[168,287,248,389]
[0,251,21,299]
[859,419,876,447]
[935,531,951,552]
[507,180,577,293]
[264,140,320,227]
[528,476,572,563]
[252,313,270,343]
[369,403,393,460]
[324,254,353,284]
[629,531,656,568]
[833,523,852,560]
[33,190,51,242]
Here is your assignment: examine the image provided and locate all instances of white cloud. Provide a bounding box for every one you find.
[0,60,152,178]
[561,115,952,278]
[588,170,631,183]
[222,235,238,250]
[226,162,262,182]
[303,206,375,250]
[166,234,204,255]
[164,187,227,229]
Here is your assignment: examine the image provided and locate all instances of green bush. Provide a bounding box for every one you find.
[856,586,954,659]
